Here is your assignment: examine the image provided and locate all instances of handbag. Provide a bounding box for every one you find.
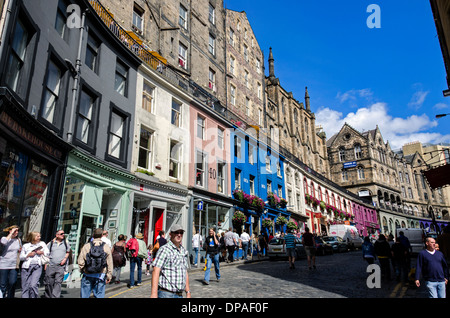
[41,254,50,265]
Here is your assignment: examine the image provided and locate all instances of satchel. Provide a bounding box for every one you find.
[41,254,50,265]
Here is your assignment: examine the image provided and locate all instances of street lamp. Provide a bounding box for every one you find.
[436,113,450,118]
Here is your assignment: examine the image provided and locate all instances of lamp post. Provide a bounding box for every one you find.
[436,113,450,118]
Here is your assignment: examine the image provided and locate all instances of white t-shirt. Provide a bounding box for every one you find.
[240,232,250,243]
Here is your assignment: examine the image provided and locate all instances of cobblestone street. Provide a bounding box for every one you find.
[105,251,424,299]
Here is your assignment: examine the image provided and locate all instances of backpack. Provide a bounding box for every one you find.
[85,242,107,273]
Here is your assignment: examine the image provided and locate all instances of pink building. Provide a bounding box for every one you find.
[352,201,379,237]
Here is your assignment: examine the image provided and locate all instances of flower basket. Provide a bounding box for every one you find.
[287,221,298,230]
[262,218,274,228]
[305,194,312,205]
[276,216,288,225]
[320,201,326,211]
[279,198,287,209]
[267,192,281,208]
[233,189,244,203]
[232,211,246,224]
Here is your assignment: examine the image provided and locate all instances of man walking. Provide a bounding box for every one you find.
[224,228,236,263]
[202,228,220,285]
[151,224,191,298]
[44,230,71,298]
[415,237,448,298]
[240,229,250,260]
[78,228,113,298]
[283,229,296,269]
[302,227,316,270]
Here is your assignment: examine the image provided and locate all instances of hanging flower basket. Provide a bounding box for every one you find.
[262,218,274,228]
[233,189,244,202]
[287,220,298,230]
[267,192,280,208]
[279,197,287,208]
[232,211,246,224]
[320,201,326,211]
[276,216,288,225]
[305,194,312,205]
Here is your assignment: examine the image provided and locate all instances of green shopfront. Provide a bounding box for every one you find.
[58,149,134,283]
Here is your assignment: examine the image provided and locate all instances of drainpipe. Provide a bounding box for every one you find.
[67,9,87,143]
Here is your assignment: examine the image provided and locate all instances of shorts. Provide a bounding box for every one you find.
[305,246,316,256]
[286,248,296,258]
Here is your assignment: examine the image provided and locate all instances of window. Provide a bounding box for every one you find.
[339,147,346,162]
[357,166,365,179]
[229,28,234,46]
[197,115,205,139]
[257,82,262,99]
[138,127,153,169]
[408,187,414,199]
[196,151,206,187]
[169,140,181,179]
[108,111,126,159]
[209,4,215,24]
[355,143,362,159]
[230,56,235,75]
[179,5,187,29]
[245,97,250,116]
[244,70,249,88]
[234,135,241,159]
[208,34,215,55]
[266,154,271,172]
[85,32,100,73]
[248,142,254,165]
[218,128,224,149]
[5,18,31,96]
[234,168,241,190]
[244,44,248,62]
[208,68,215,91]
[171,100,181,127]
[179,43,187,69]
[114,59,128,96]
[278,185,283,198]
[41,59,66,126]
[230,85,236,105]
[76,89,96,145]
[132,3,144,32]
[266,180,272,193]
[142,81,154,112]
[217,162,226,193]
[249,175,255,195]
[342,169,348,181]
[256,58,261,74]
[55,0,69,38]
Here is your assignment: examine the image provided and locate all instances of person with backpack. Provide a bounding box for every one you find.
[44,230,71,298]
[126,233,147,288]
[78,228,113,298]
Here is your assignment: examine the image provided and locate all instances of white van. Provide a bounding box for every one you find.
[329,224,363,250]
[395,228,425,254]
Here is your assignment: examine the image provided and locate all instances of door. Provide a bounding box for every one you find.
[153,208,164,244]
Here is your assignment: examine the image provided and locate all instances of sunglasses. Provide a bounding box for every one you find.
[172,231,184,235]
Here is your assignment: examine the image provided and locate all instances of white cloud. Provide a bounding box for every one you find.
[407,90,429,110]
[336,88,374,104]
[316,102,450,150]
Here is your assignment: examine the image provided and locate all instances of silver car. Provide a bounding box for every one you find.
[267,237,306,260]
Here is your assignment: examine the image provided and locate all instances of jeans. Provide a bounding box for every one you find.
[193,247,199,264]
[241,242,249,259]
[0,268,18,298]
[204,253,220,283]
[80,275,106,298]
[426,281,446,298]
[129,257,143,286]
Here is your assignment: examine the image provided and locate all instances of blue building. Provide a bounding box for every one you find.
[230,125,289,236]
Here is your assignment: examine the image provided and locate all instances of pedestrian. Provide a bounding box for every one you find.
[258,232,267,257]
[283,229,296,269]
[78,228,113,298]
[233,228,240,260]
[253,232,260,259]
[240,229,250,260]
[224,228,236,263]
[111,234,127,284]
[20,231,49,298]
[126,233,147,288]
[398,230,412,272]
[302,227,316,270]
[152,230,167,258]
[391,237,408,282]
[192,229,202,266]
[44,230,71,298]
[151,224,191,298]
[374,234,391,280]
[0,225,22,298]
[145,243,153,276]
[102,230,112,248]
[202,228,221,285]
[415,237,449,298]
[219,232,226,262]
[362,236,375,265]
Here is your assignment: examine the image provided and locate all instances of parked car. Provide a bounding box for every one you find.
[322,236,348,253]
[267,237,306,260]
[315,236,334,256]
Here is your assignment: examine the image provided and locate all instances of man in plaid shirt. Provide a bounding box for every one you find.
[150,224,191,298]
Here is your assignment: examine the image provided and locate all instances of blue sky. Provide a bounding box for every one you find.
[223,0,450,150]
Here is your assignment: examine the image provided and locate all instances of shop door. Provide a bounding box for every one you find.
[153,208,164,244]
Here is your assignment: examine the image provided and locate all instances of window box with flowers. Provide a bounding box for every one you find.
[267,192,281,208]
